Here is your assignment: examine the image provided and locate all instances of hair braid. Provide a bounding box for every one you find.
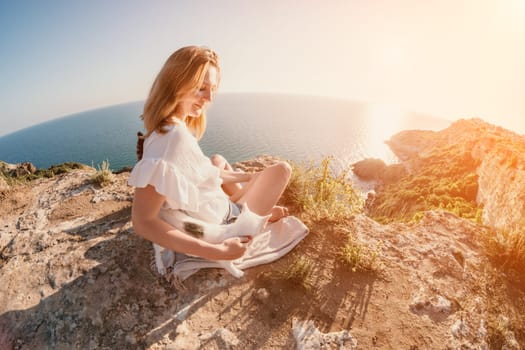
[136,131,145,161]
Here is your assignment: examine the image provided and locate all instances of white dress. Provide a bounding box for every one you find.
[128,121,229,224]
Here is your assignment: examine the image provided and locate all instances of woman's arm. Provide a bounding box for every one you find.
[131,185,250,260]
[219,169,257,184]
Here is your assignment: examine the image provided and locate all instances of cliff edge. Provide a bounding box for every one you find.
[385,118,525,232]
[1,136,524,348]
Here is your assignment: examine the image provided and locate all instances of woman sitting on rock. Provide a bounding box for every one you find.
[129,46,290,261]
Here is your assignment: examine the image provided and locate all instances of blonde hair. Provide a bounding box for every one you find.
[142,46,220,139]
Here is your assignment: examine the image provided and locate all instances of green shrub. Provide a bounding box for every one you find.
[3,162,84,184]
[367,147,480,223]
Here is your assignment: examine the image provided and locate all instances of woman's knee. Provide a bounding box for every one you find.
[210,154,225,167]
[279,161,292,179]
[269,161,292,181]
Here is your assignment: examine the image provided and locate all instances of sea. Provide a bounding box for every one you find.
[0,93,451,171]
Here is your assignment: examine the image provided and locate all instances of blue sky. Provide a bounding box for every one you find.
[1,0,525,136]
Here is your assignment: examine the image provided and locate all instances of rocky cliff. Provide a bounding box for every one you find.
[385,118,525,232]
[1,147,524,348]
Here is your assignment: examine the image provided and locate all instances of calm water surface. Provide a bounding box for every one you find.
[0,94,451,171]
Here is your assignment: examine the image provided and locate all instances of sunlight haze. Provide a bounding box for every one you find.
[0,0,524,136]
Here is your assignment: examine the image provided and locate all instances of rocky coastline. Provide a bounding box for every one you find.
[1,119,524,349]
[353,118,525,232]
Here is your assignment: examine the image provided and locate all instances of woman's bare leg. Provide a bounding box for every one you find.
[212,155,291,222]
[210,154,242,196]
[233,161,292,221]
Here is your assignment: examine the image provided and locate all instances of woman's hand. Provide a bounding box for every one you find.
[216,236,252,260]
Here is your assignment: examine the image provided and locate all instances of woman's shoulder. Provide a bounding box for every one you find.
[147,121,189,144]
[144,121,199,161]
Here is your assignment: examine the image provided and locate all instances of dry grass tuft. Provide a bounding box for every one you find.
[337,226,383,273]
[91,160,114,187]
[287,157,363,224]
[275,256,314,290]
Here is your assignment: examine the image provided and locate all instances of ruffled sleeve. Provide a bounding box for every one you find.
[128,157,200,212]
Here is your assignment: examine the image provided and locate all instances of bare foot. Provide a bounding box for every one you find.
[268,206,289,223]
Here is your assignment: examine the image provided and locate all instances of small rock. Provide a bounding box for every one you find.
[451,319,469,338]
[47,273,57,289]
[88,339,99,350]
[254,288,269,301]
[292,318,357,350]
[410,293,453,318]
[90,312,103,327]
[166,321,200,350]
[8,162,37,177]
[199,328,239,349]
[477,319,487,340]
[352,158,386,181]
[125,333,137,345]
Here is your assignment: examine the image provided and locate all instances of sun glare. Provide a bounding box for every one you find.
[362,104,407,162]
[381,46,406,67]
[516,0,525,12]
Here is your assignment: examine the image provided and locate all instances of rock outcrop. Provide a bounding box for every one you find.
[0,161,37,178]
[0,175,7,191]
[352,158,406,184]
[369,118,525,232]
[1,153,524,349]
[472,137,525,232]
